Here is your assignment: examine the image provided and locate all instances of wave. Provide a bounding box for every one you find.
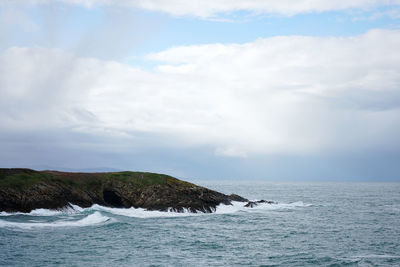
[0,200,311,228]
[90,201,310,218]
[0,212,110,229]
[215,201,311,214]
[0,204,83,217]
[88,204,198,218]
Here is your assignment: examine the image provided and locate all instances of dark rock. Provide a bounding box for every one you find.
[103,189,124,207]
[228,194,248,202]
[244,200,276,208]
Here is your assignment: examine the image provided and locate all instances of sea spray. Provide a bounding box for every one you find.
[0,200,310,224]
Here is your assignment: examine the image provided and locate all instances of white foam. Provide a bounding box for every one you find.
[214,201,245,214]
[0,203,83,217]
[267,201,312,209]
[85,200,310,218]
[88,204,198,218]
[0,200,310,221]
[215,200,311,214]
[0,212,110,229]
[69,204,84,212]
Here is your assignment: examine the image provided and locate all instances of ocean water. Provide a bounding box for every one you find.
[1,182,399,266]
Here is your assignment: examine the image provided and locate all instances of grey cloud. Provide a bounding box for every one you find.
[1,30,400,159]
[2,129,400,181]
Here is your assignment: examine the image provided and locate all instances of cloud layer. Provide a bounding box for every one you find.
[14,0,400,17]
[1,29,400,157]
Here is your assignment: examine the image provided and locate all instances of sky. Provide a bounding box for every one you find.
[1,0,400,181]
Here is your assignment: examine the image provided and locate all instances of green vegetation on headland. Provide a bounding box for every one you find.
[0,169,57,189]
[0,169,191,190]
[0,168,248,213]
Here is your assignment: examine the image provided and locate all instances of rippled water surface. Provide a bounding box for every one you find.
[1,182,400,266]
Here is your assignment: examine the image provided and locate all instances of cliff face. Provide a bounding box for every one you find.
[0,168,248,213]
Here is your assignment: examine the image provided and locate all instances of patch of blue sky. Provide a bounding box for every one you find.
[2,4,399,65]
[147,9,399,47]
[127,7,400,69]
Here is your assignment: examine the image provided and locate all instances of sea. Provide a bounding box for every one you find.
[1,182,399,266]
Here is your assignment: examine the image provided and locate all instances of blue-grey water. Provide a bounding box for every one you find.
[1,182,400,266]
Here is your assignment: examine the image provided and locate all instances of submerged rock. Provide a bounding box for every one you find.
[0,168,248,213]
[244,200,276,208]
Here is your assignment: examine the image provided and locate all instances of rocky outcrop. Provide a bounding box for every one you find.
[228,194,249,202]
[244,200,276,208]
[0,168,249,213]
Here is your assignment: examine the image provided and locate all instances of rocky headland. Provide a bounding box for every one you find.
[0,168,257,213]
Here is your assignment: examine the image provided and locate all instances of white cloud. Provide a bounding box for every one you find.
[1,29,400,157]
[0,7,38,32]
[11,0,400,17]
[354,7,400,20]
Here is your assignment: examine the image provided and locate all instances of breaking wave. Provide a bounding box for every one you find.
[0,212,110,229]
[0,204,83,217]
[88,204,197,218]
[215,200,311,214]
[0,200,311,229]
[88,201,310,218]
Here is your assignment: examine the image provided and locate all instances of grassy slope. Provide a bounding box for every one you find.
[0,169,197,191]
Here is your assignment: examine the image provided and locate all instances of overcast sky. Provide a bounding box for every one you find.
[1,1,400,181]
